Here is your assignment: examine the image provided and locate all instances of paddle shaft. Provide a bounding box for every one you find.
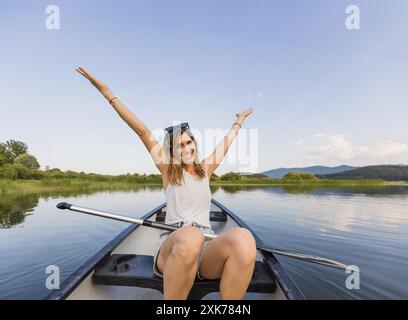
[57,202,349,270]
[57,202,217,239]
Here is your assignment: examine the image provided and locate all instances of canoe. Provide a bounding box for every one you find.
[46,198,305,300]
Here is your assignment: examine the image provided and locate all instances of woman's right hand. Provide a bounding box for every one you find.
[75,67,110,95]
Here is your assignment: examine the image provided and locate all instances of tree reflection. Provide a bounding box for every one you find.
[0,193,38,228]
[0,185,152,228]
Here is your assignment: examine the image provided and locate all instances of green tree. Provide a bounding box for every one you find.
[0,143,13,166]
[0,163,33,180]
[220,172,242,181]
[14,153,40,170]
[5,140,28,160]
[0,154,7,167]
[283,172,318,181]
[0,163,18,179]
[210,173,219,181]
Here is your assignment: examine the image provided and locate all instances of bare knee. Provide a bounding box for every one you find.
[171,226,205,265]
[226,228,257,266]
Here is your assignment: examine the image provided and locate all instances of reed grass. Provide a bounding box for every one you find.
[0,177,404,195]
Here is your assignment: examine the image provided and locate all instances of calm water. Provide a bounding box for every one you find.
[1,185,407,299]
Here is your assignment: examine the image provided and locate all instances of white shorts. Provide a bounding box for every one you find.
[153,222,215,280]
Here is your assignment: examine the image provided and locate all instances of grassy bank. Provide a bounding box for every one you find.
[2,139,406,195]
[0,178,163,195]
[1,177,405,195]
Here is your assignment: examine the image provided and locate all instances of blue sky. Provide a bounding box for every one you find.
[1,0,408,174]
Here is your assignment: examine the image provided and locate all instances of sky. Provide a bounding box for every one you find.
[1,0,408,175]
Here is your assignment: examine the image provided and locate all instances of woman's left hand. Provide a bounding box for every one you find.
[236,107,254,120]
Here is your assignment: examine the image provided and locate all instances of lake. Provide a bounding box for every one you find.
[1,185,407,299]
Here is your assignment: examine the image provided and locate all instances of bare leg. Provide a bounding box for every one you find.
[199,227,257,300]
[156,226,205,299]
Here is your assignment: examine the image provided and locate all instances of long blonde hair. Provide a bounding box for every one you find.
[163,127,206,186]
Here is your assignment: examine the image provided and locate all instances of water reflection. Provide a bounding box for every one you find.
[212,184,408,196]
[2,184,408,229]
[0,185,158,229]
[0,193,38,228]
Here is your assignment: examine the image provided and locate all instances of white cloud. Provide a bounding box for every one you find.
[317,135,367,159]
[304,134,408,165]
[294,139,304,146]
[368,139,408,157]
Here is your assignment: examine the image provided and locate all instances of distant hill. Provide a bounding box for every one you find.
[318,165,408,181]
[262,165,355,178]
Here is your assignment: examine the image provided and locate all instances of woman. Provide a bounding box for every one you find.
[75,67,256,300]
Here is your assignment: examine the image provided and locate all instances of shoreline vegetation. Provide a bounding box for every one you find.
[1,139,406,195]
[1,175,405,195]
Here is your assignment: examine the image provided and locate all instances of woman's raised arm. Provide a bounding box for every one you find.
[75,67,169,174]
[202,107,254,177]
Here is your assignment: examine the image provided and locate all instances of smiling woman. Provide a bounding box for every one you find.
[74,66,256,300]
[162,124,206,187]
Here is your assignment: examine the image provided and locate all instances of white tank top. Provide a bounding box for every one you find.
[164,169,212,228]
